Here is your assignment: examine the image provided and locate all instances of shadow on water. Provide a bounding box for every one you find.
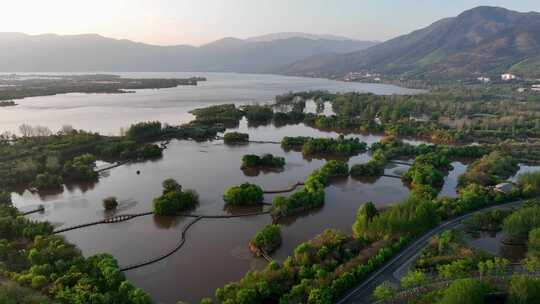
[465,232,527,263]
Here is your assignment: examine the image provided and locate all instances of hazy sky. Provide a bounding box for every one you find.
[1,0,538,45]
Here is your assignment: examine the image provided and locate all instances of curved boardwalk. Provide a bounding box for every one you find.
[52,208,273,271]
[53,212,154,234]
[53,209,272,234]
[263,182,305,194]
[21,206,45,216]
[96,160,131,173]
[120,209,272,271]
[120,216,203,271]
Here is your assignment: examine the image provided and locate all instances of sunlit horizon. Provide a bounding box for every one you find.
[1,0,538,46]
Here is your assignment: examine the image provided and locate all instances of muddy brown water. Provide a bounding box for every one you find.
[12,125,540,303]
[12,125,416,303]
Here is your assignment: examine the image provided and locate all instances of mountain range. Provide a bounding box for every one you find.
[1,6,538,79]
[0,32,376,73]
[279,6,540,79]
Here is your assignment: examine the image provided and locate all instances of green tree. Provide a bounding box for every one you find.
[439,278,488,304]
[508,275,540,304]
[400,270,427,288]
[373,284,395,301]
[223,183,264,206]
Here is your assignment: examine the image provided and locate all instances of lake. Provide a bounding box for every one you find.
[0,72,421,135]
[13,126,414,303]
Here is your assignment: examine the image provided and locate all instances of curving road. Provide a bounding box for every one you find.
[336,199,526,304]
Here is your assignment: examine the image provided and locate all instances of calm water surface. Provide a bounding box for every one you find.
[13,132,413,303]
[11,132,540,303]
[0,72,421,135]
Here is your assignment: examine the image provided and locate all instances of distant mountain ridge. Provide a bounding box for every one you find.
[246,32,365,42]
[0,32,377,72]
[278,6,540,79]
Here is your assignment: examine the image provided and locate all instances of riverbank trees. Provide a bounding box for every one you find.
[0,192,152,304]
[281,136,367,158]
[518,171,540,198]
[271,161,348,218]
[458,151,519,187]
[241,154,285,170]
[223,132,249,145]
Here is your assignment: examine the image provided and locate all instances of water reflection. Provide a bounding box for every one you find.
[466,232,526,262]
[10,125,494,303]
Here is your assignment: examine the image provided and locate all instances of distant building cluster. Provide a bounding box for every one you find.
[344,72,381,82]
[477,76,490,83]
[501,73,517,81]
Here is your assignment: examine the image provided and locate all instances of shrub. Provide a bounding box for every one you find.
[242,105,274,123]
[33,173,63,190]
[223,183,264,206]
[458,151,518,187]
[373,284,395,301]
[400,270,427,288]
[241,154,285,169]
[103,197,119,210]
[137,144,163,159]
[0,280,55,304]
[153,179,199,215]
[508,275,540,304]
[251,225,282,254]
[62,153,98,181]
[223,132,249,144]
[503,206,540,240]
[30,275,48,289]
[301,137,367,157]
[126,121,162,141]
[439,278,489,304]
[518,171,540,198]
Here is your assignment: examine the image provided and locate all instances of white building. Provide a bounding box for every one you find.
[532,84,540,92]
[477,77,490,83]
[501,73,517,81]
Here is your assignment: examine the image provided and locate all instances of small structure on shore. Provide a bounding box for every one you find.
[494,182,515,194]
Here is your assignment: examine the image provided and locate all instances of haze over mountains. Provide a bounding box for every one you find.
[1,6,538,79]
[280,6,540,79]
[0,32,376,73]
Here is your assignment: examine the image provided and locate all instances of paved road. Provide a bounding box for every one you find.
[336,200,526,304]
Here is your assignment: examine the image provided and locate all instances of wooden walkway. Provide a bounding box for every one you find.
[120,216,203,271]
[263,182,305,194]
[53,212,154,234]
[96,160,131,173]
[52,207,272,271]
[260,250,273,263]
[21,206,45,216]
[388,161,413,166]
[119,209,272,271]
